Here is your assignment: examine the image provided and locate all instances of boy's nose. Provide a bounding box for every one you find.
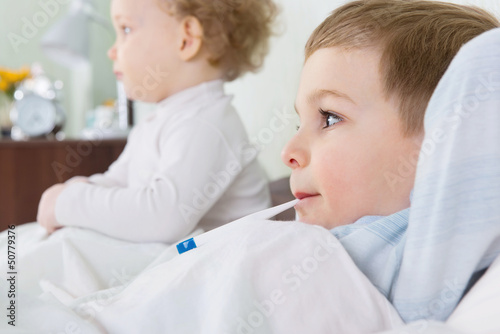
[281,133,307,169]
[107,44,117,61]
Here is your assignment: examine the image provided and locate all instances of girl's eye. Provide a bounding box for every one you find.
[122,26,131,35]
[320,109,343,129]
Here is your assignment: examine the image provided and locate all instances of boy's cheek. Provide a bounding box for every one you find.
[315,147,355,185]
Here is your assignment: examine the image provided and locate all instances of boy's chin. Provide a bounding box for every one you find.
[297,212,354,230]
[297,213,332,229]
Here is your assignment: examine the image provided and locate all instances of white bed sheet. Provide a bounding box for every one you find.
[0,220,402,333]
[1,220,499,334]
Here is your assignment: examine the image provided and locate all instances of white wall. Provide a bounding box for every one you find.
[1,0,499,181]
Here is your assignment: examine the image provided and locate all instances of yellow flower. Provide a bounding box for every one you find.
[0,66,30,95]
[0,79,7,92]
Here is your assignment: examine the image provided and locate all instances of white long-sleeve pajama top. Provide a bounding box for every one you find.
[55,80,271,243]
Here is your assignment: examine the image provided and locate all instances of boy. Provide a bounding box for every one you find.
[283,0,498,229]
[36,0,278,243]
[281,0,499,322]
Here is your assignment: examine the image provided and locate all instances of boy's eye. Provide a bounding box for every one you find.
[320,109,343,129]
[122,26,131,35]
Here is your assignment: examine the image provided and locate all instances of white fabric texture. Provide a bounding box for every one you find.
[0,217,403,333]
[447,255,500,333]
[0,223,171,333]
[2,209,500,333]
[55,80,271,243]
[92,218,403,334]
[378,256,500,334]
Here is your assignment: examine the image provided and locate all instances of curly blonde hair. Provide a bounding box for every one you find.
[161,0,278,81]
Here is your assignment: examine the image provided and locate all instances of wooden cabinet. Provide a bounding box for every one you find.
[0,139,126,231]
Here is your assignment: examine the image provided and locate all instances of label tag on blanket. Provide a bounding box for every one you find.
[176,238,197,254]
[176,200,299,255]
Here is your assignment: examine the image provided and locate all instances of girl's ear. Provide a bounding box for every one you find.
[178,16,204,61]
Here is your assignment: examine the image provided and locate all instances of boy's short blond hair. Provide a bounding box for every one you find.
[162,0,278,81]
[306,0,499,136]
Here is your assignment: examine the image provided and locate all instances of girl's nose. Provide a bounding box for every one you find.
[107,43,117,61]
[281,132,308,169]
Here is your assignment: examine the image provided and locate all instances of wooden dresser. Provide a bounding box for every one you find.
[0,138,126,231]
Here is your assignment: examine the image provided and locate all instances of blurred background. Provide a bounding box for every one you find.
[0,0,499,181]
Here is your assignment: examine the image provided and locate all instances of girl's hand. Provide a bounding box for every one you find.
[66,176,90,185]
[37,184,66,234]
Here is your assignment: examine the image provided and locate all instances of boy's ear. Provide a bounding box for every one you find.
[178,16,204,61]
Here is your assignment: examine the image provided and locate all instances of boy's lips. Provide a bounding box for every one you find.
[114,71,123,80]
[294,192,319,200]
[294,192,320,214]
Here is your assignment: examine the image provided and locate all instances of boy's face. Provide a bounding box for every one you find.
[108,0,180,102]
[282,47,421,229]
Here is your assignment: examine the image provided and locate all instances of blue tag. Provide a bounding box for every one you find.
[176,238,197,254]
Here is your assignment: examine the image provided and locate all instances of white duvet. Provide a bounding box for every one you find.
[0,217,499,334]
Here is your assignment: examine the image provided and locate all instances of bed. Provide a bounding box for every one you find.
[0,199,499,333]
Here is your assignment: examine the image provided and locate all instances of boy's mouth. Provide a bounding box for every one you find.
[294,192,319,200]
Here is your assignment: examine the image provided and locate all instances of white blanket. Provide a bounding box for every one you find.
[379,255,500,334]
[0,223,172,333]
[0,218,403,333]
[1,217,500,333]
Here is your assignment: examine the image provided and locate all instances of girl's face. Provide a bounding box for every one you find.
[282,47,422,229]
[108,0,181,102]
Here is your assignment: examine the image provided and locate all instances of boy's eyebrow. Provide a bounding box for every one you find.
[294,89,356,115]
[309,89,356,105]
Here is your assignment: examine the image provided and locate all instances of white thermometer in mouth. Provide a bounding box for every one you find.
[176,199,299,254]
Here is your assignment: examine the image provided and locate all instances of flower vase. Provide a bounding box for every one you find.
[0,92,14,138]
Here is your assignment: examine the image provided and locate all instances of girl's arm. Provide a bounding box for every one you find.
[53,120,248,243]
[83,129,139,188]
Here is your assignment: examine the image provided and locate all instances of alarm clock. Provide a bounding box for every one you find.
[10,92,65,139]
